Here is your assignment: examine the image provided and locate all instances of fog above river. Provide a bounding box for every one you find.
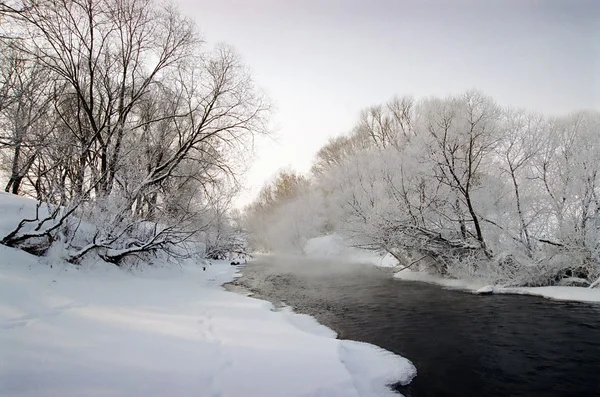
[253,254,391,278]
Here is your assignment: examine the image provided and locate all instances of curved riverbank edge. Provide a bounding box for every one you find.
[224,265,417,396]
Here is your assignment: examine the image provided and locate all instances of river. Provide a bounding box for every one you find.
[227,256,600,397]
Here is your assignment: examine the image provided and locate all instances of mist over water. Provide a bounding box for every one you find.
[252,254,390,278]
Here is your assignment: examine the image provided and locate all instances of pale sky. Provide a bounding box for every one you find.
[175,0,599,207]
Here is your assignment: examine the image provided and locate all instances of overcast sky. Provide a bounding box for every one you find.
[175,0,599,206]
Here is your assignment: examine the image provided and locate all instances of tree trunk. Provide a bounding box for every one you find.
[509,167,532,256]
[5,139,21,193]
[464,190,490,258]
[10,175,23,194]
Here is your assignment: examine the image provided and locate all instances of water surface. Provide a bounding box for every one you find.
[229,257,600,397]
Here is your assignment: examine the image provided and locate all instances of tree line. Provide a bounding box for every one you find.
[246,92,600,288]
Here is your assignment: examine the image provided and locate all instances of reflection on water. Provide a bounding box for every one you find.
[229,257,600,397]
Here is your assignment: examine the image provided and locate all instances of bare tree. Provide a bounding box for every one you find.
[424,92,501,257]
[11,0,198,196]
[1,0,269,266]
[352,96,417,151]
[0,45,56,194]
[496,110,545,255]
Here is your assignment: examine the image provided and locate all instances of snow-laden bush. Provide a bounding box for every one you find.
[0,190,245,267]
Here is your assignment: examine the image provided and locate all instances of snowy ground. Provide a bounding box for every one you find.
[0,245,416,397]
[395,269,600,304]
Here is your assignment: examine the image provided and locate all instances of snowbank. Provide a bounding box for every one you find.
[304,235,398,267]
[395,269,600,304]
[0,245,416,397]
[477,285,600,303]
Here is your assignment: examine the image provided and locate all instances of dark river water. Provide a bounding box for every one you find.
[227,257,600,397]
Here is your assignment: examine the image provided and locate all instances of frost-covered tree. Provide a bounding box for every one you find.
[0,0,269,266]
[245,91,600,287]
[0,45,56,194]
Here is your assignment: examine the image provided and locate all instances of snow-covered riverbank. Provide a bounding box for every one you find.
[395,270,600,304]
[0,245,416,397]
